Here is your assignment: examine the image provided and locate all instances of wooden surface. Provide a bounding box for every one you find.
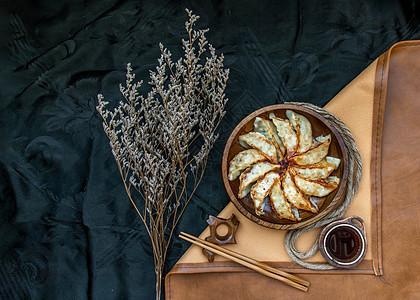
[221,104,349,230]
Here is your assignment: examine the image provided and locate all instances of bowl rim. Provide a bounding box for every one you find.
[221,104,349,230]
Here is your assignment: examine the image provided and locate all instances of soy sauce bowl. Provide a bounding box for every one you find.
[319,216,367,268]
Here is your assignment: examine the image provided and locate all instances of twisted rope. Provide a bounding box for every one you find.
[284,102,363,270]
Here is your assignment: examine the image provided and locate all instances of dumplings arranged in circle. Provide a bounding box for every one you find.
[228,110,341,221]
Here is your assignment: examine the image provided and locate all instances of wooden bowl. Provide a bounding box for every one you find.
[221,104,349,230]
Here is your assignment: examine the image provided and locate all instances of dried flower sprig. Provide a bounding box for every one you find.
[96,9,229,299]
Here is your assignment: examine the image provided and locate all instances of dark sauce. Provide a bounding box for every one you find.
[325,226,361,261]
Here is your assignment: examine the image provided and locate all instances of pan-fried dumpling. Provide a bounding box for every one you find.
[238,161,280,198]
[228,149,268,181]
[269,114,298,156]
[291,156,340,180]
[325,156,341,167]
[270,180,301,221]
[239,132,277,163]
[291,134,331,166]
[293,174,340,197]
[250,172,280,215]
[254,117,285,161]
[282,170,318,213]
[285,110,312,154]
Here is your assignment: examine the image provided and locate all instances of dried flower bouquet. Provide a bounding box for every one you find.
[96,9,229,299]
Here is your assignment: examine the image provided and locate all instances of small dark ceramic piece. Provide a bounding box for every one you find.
[202,214,240,262]
[319,216,367,268]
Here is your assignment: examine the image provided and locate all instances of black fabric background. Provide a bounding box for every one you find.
[0,0,419,299]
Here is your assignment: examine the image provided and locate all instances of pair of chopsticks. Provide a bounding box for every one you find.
[179,232,310,292]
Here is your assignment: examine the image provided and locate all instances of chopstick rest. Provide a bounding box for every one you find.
[179,232,309,292]
[203,214,240,262]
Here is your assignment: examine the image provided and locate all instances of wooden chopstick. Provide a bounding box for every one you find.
[179,232,309,292]
[180,231,309,288]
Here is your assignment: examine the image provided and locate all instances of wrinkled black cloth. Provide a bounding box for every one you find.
[0,0,419,299]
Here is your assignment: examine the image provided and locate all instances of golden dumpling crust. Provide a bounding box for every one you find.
[285,110,312,154]
[254,117,285,161]
[282,170,318,213]
[270,180,301,221]
[239,132,278,163]
[292,172,340,197]
[291,134,331,166]
[238,161,280,198]
[270,115,298,157]
[250,172,280,215]
[228,149,267,181]
[291,156,340,180]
